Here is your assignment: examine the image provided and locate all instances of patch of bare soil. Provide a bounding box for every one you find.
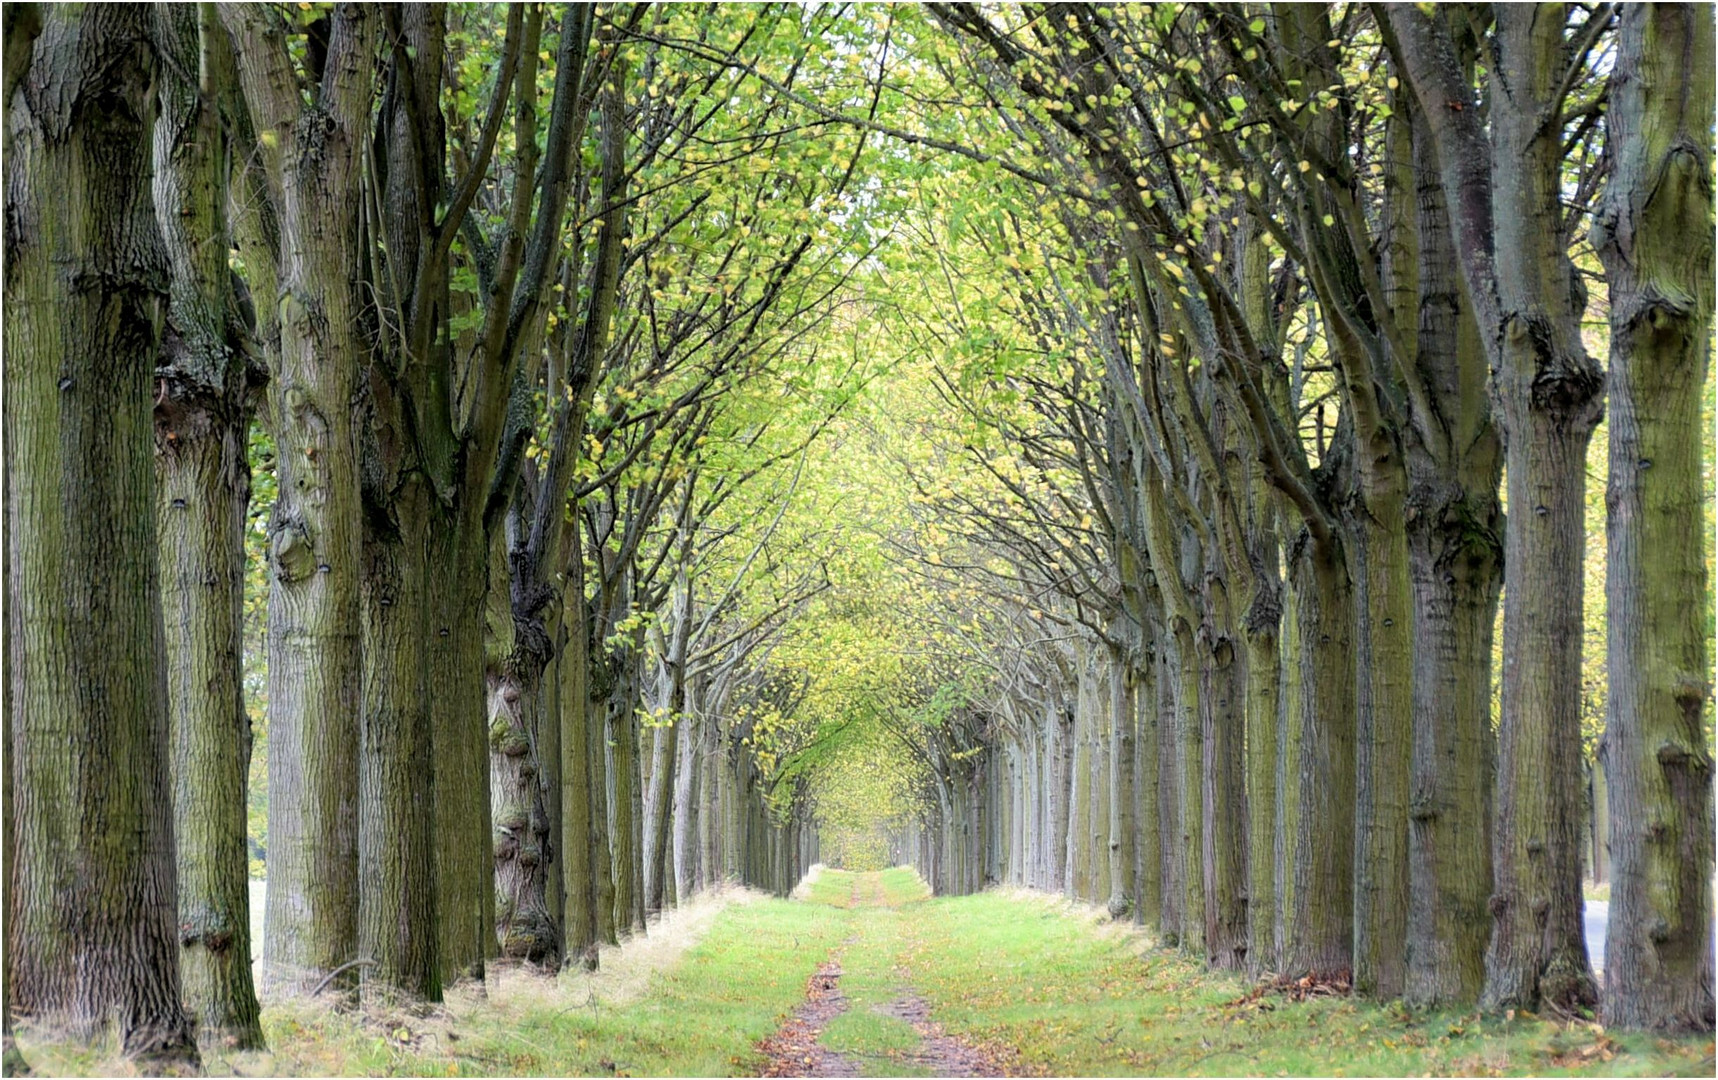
[757,959,861,1078]
[874,993,1018,1077]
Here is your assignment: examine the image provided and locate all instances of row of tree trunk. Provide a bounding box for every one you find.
[4,5,833,1069]
[897,0,1713,1035]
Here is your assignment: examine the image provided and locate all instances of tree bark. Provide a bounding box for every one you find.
[151,1,264,1048]
[1592,1,1716,1033]
[1287,534,1356,980]
[1388,3,1602,1013]
[360,482,441,996]
[1402,98,1501,1011]
[1107,650,1136,919]
[4,6,198,1066]
[222,2,376,995]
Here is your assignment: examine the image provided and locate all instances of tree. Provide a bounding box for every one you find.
[221,0,378,994]
[1591,2,1716,1033]
[1388,2,1605,1014]
[4,4,198,1068]
[152,2,265,1046]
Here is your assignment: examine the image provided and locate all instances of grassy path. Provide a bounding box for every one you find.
[18,870,1712,1077]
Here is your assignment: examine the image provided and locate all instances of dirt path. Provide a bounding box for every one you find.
[875,992,1014,1076]
[759,871,1021,1077]
[757,957,862,1078]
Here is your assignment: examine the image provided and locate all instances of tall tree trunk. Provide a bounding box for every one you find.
[698,716,720,891]
[1107,651,1136,919]
[360,1,470,995]
[359,483,441,996]
[1156,648,1185,947]
[428,527,494,982]
[1065,648,1095,898]
[1349,493,1413,999]
[589,645,619,945]
[3,6,197,1066]
[608,656,646,935]
[1202,586,1248,972]
[487,521,556,965]
[1171,628,1206,957]
[1275,569,1303,966]
[643,721,678,916]
[151,2,263,1047]
[1593,2,1716,1033]
[222,3,376,995]
[1388,4,1603,1013]
[1287,536,1356,980]
[1243,590,1281,974]
[1134,655,1163,930]
[1045,697,1072,892]
[560,552,598,969]
[1402,102,1501,1011]
[672,707,702,904]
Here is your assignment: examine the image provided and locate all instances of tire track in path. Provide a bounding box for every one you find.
[760,871,1022,1077]
[758,955,860,1077]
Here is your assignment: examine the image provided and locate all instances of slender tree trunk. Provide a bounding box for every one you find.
[560,550,598,970]
[609,657,646,935]
[1275,567,1303,966]
[1157,648,1185,947]
[643,720,677,916]
[1593,3,1716,1033]
[1134,655,1163,931]
[1046,698,1072,891]
[589,646,619,945]
[1243,614,1280,975]
[672,707,702,903]
[1171,628,1206,956]
[1066,649,1094,898]
[1202,585,1248,972]
[1107,651,1135,919]
[1350,492,1413,999]
[3,7,197,1065]
[698,716,719,890]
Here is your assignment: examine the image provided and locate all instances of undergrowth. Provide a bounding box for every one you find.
[12,871,1710,1078]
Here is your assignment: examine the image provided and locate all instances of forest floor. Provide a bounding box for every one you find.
[11,869,1713,1078]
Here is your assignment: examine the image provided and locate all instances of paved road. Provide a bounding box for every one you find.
[1585,900,1607,969]
[249,880,266,961]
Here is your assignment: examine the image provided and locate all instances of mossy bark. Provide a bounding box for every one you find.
[1402,102,1501,1011]
[1287,536,1356,980]
[1592,2,1716,1033]
[1389,4,1601,1014]
[4,6,198,1066]
[151,2,263,1049]
[222,3,376,995]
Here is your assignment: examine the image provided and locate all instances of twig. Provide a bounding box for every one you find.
[310,957,378,997]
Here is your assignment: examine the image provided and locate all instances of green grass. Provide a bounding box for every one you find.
[15,870,1711,1078]
[888,888,1713,1078]
[14,890,851,1078]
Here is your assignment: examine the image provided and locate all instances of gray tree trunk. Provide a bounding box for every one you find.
[1592,2,1716,1033]
[4,6,198,1066]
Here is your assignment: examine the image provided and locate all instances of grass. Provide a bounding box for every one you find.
[13,886,848,1078]
[884,886,1713,1078]
[13,869,1712,1078]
